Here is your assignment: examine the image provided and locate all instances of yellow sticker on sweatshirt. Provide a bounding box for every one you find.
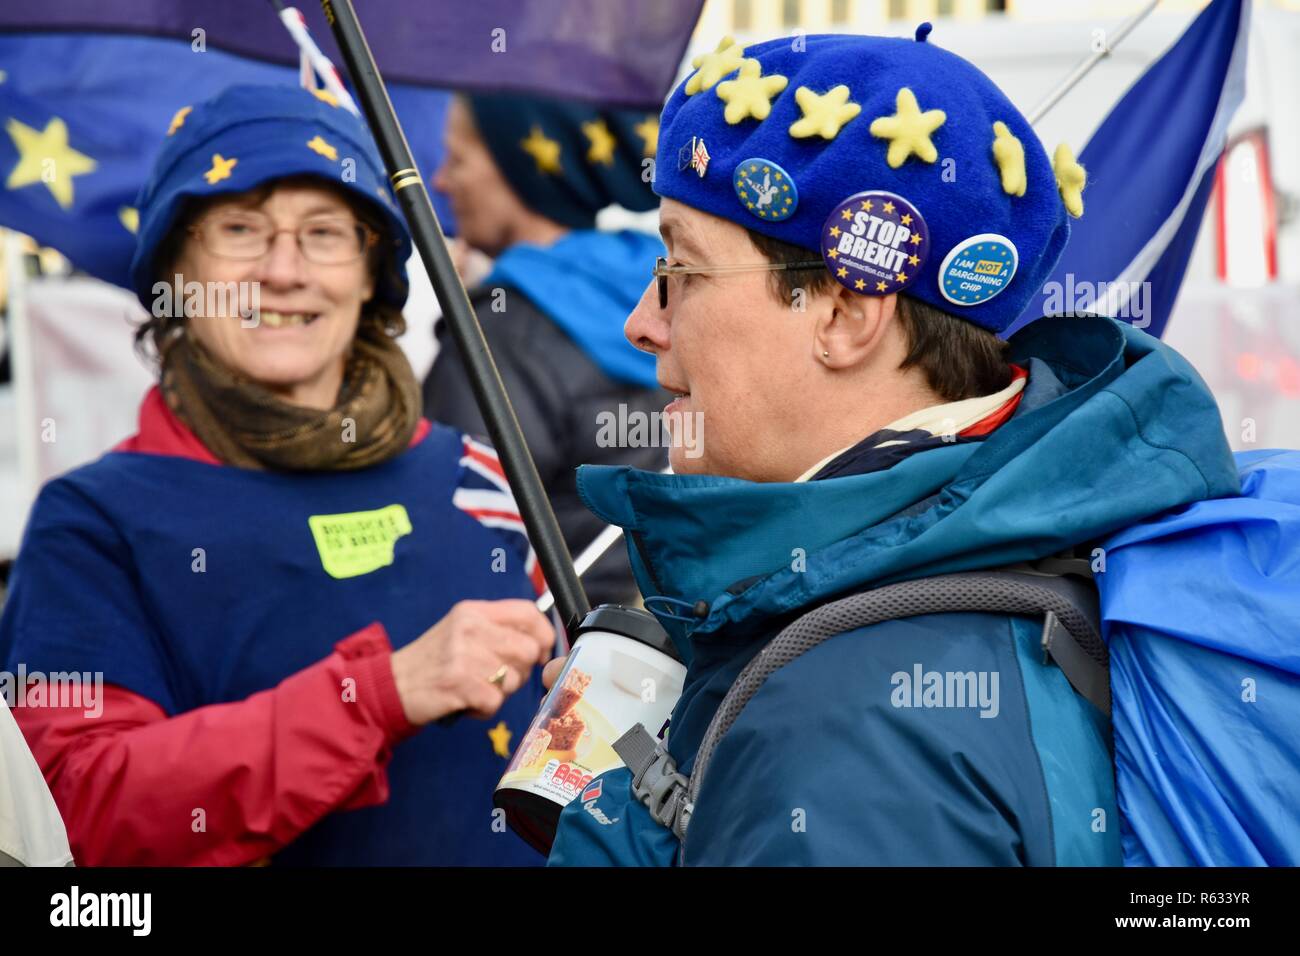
[308,504,412,579]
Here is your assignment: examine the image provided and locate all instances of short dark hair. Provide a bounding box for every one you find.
[746,229,1012,402]
[134,174,406,363]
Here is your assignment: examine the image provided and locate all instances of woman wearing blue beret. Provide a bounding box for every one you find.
[0,85,556,866]
[544,31,1240,866]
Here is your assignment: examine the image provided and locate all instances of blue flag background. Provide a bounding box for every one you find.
[1010,0,1250,338]
[0,32,451,289]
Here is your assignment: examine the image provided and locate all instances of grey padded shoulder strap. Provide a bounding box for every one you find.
[690,569,1106,810]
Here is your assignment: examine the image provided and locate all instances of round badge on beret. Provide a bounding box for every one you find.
[820,191,929,295]
[733,158,798,222]
[937,234,1019,306]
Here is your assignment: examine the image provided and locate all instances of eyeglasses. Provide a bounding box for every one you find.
[190,212,379,265]
[653,255,826,309]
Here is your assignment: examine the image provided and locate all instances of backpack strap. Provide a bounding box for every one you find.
[612,561,1109,854]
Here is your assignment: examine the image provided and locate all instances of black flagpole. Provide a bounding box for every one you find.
[318,0,590,632]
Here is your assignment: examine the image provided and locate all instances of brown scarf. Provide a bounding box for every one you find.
[159,326,422,472]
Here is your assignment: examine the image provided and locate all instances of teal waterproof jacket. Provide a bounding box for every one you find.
[548,316,1240,867]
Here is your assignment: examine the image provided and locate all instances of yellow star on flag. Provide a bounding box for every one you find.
[310,87,340,108]
[854,278,865,290]
[118,206,139,234]
[307,135,338,161]
[488,721,512,758]
[634,115,659,157]
[715,58,788,124]
[992,121,1027,197]
[167,106,192,137]
[869,87,946,168]
[789,85,861,140]
[685,37,746,95]
[204,153,238,185]
[5,117,97,210]
[520,126,562,174]
[1053,142,1086,218]
[582,118,617,166]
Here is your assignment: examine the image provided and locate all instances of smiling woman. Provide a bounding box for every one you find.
[0,84,558,866]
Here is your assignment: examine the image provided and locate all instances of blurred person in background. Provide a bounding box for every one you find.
[428,93,670,606]
[0,85,555,866]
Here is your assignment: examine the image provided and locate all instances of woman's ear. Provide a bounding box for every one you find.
[813,285,898,369]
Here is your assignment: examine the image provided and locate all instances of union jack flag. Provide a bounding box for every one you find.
[453,435,547,596]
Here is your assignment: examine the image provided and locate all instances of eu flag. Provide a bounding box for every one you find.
[0,31,451,289]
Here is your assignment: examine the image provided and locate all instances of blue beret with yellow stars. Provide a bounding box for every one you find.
[654,26,1087,334]
[467,93,660,230]
[129,84,412,311]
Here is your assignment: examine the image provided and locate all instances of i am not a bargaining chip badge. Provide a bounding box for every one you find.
[938,233,1019,306]
[821,191,929,294]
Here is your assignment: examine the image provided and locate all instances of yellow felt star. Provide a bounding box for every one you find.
[869,88,946,168]
[582,118,617,166]
[520,126,562,174]
[488,721,512,758]
[167,106,192,136]
[685,37,746,95]
[5,117,97,210]
[204,153,238,185]
[307,135,338,161]
[715,58,788,125]
[118,206,138,234]
[991,121,1027,197]
[634,115,659,157]
[854,278,865,290]
[1054,142,1086,218]
[310,87,340,108]
[789,85,861,140]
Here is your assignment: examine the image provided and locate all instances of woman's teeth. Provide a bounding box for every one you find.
[259,310,318,328]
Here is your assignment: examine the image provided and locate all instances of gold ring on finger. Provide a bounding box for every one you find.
[487,664,509,687]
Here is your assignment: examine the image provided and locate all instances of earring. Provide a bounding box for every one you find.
[822,350,830,358]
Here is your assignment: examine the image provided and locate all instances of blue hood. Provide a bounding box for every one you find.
[485,229,663,390]
[576,316,1241,660]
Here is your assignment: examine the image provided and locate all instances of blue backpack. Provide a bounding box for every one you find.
[1099,448,1300,865]
[614,449,1300,866]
